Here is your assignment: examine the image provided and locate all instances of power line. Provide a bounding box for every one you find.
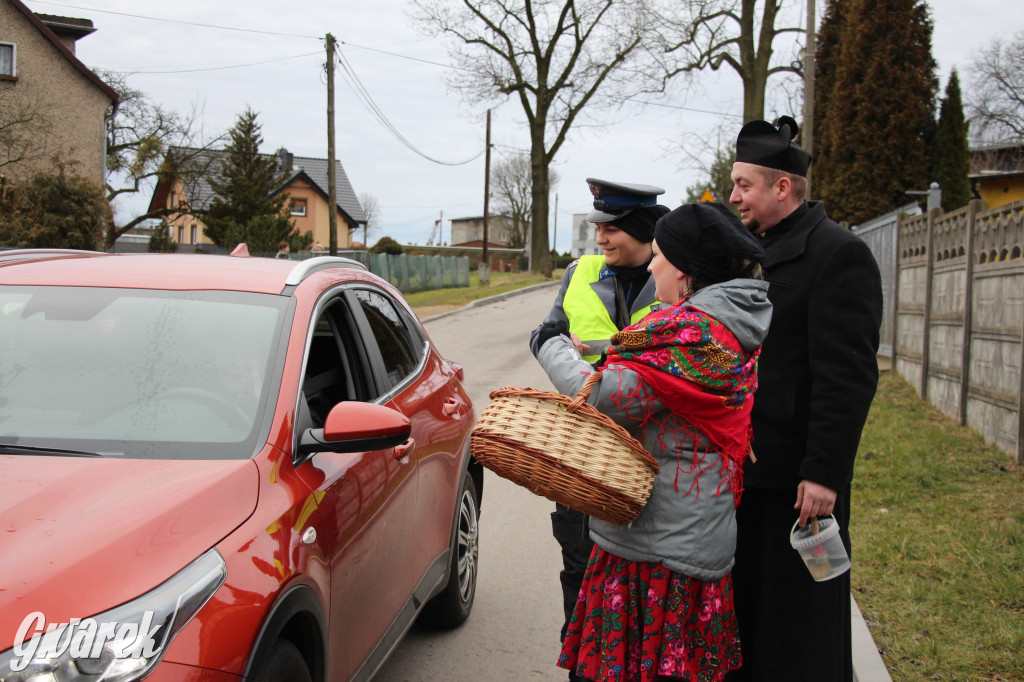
[130,51,322,75]
[334,48,484,166]
[629,98,743,118]
[27,1,468,72]
[27,1,321,39]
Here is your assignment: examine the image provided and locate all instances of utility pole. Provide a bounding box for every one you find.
[802,0,816,198]
[552,193,558,255]
[326,33,338,256]
[480,109,491,286]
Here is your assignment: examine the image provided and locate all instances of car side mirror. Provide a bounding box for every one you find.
[297,401,411,458]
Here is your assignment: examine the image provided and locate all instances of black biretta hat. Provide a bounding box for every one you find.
[654,203,765,285]
[735,115,812,177]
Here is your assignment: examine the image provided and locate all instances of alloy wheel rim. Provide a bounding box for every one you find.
[456,487,479,603]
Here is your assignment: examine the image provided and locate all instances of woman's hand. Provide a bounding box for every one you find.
[570,332,589,356]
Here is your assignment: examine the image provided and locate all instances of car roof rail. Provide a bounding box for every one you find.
[0,248,107,264]
[284,256,368,286]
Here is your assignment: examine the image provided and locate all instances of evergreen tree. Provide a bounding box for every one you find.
[148,221,178,252]
[813,0,937,225]
[684,147,738,213]
[811,0,844,197]
[934,70,972,211]
[203,108,297,252]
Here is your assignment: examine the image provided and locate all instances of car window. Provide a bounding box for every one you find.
[0,286,288,459]
[300,298,374,428]
[352,289,425,390]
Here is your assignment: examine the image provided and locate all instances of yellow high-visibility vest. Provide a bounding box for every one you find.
[562,255,656,363]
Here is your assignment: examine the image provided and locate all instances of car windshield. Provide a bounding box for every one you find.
[0,286,288,459]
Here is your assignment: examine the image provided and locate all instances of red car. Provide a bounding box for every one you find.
[0,249,482,681]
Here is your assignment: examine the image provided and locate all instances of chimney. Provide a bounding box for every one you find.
[277,148,294,173]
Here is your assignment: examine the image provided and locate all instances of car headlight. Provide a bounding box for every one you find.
[0,549,226,682]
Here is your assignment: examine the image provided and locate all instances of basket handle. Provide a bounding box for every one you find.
[566,372,602,413]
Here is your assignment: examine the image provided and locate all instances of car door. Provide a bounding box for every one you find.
[348,288,471,595]
[292,291,416,680]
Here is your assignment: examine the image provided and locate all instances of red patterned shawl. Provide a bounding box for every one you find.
[603,299,760,503]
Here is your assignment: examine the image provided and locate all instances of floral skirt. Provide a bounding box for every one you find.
[557,546,741,682]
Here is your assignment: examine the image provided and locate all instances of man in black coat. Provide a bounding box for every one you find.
[725,117,883,681]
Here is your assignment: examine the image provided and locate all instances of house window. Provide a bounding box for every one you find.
[0,43,15,78]
[177,226,184,243]
[190,225,197,244]
[290,199,307,217]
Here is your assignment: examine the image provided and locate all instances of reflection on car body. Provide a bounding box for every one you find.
[0,249,481,682]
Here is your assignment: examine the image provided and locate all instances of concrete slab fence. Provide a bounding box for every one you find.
[866,198,1024,462]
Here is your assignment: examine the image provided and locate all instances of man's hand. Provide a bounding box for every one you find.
[794,479,838,527]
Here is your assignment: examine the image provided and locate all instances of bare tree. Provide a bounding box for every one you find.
[358,192,379,246]
[98,70,220,249]
[412,0,670,275]
[491,152,560,249]
[968,30,1024,143]
[0,87,52,172]
[656,0,804,123]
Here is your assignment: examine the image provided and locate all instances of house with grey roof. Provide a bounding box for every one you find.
[148,147,365,251]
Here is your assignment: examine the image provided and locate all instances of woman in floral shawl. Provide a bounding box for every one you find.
[534,202,772,682]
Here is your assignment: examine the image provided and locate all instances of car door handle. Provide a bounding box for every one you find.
[394,438,415,463]
[442,398,461,417]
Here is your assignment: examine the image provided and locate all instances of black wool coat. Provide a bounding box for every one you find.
[746,201,883,492]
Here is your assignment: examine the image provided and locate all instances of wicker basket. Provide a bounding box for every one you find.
[470,372,660,525]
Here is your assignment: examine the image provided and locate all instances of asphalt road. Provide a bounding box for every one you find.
[375,284,570,681]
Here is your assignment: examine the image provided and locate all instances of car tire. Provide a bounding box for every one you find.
[419,474,479,629]
[252,639,312,682]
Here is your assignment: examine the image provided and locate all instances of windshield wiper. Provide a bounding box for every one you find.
[0,444,103,457]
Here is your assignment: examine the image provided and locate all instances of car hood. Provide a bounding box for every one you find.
[0,455,259,646]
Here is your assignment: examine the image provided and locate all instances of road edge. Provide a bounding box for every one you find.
[419,280,560,324]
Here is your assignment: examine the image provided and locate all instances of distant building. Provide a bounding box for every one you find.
[570,213,601,258]
[0,0,118,182]
[148,147,365,250]
[970,141,1024,209]
[450,214,516,248]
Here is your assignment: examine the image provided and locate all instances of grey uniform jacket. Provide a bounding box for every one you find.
[537,279,772,580]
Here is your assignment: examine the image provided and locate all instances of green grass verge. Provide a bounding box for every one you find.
[404,269,561,312]
[853,371,1024,681]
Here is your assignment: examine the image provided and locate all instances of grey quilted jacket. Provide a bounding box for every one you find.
[537,279,772,580]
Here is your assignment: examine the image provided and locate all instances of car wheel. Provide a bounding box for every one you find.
[252,639,312,682]
[419,474,479,628]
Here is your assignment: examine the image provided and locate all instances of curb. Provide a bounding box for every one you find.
[852,596,892,681]
[420,280,560,323]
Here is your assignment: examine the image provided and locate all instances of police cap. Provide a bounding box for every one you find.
[585,178,666,223]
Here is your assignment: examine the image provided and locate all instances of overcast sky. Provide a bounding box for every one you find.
[23,0,1022,247]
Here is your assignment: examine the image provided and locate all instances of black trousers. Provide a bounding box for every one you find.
[726,487,853,682]
[551,503,594,642]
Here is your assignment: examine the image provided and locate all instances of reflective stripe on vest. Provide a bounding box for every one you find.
[562,255,655,363]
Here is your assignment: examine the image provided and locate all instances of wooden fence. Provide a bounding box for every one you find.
[890,198,1024,462]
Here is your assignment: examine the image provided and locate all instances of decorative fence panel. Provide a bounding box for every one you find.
[890,198,1024,462]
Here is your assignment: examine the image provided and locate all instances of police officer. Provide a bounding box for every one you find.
[529,178,670,665]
